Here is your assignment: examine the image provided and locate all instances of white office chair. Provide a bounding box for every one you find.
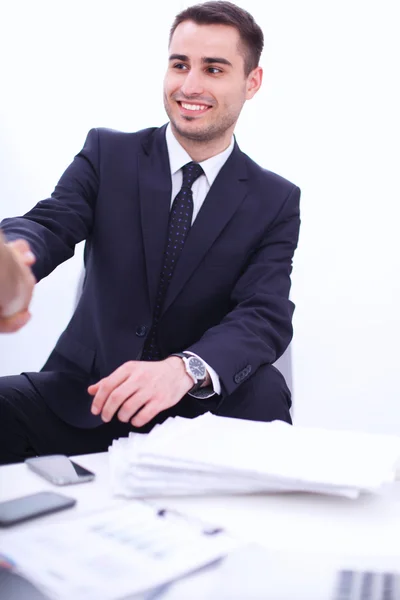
[274,346,293,393]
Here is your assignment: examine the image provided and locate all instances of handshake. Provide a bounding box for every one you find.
[0,232,36,333]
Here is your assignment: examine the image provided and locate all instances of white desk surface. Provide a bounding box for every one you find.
[2,452,400,598]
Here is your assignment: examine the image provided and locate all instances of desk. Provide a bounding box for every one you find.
[2,452,400,599]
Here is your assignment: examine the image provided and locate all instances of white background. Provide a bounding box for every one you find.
[0,1,399,434]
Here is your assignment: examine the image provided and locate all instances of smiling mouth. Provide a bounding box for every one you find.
[177,101,212,115]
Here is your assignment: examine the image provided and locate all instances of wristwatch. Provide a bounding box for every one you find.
[171,352,207,393]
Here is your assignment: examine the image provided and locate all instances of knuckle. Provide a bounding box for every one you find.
[100,381,112,394]
[121,361,135,373]
[136,375,145,388]
[108,391,121,406]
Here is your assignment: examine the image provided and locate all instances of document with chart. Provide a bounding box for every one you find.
[0,501,238,600]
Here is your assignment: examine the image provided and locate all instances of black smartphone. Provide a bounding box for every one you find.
[0,491,76,527]
[25,455,95,485]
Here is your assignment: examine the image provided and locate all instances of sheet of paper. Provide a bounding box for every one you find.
[0,501,238,600]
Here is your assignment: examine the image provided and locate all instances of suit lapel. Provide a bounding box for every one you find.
[162,143,248,315]
[138,125,172,313]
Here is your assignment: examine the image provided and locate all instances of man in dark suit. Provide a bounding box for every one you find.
[0,1,300,464]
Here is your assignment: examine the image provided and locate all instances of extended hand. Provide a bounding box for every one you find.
[0,238,36,333]
[88,357,193,427]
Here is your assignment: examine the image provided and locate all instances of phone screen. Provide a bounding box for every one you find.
[25,455,95,485]
[0,491,76,527]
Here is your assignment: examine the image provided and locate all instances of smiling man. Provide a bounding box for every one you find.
[0,1,300,464]
[164,18,259,155]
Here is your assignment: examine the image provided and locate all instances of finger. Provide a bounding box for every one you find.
[117,390,150,423]
[90,364,132,417]
[0,311,31,333]
[8,240,36,265]
[88,382,101,395]
[130,400,162,428]
[101,377,141,423]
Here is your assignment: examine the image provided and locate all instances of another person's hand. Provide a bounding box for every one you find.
[88,358,194,427]
[0,236,36,333]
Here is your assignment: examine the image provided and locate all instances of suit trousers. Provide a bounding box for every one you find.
[0,364,291,465]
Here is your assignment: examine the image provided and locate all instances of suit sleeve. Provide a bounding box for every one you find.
[187,184,301,397]
[0,129,100,282]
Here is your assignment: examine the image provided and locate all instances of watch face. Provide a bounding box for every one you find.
[188,356,206,380]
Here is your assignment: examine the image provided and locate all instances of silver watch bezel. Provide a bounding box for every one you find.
[182,354,207,385]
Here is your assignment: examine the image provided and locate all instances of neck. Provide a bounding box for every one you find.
[170,125,233,162]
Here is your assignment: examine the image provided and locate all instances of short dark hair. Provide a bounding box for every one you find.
[169,1,264,77]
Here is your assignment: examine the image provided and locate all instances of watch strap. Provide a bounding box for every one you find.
[170,352,205,392]
[170,352,190,359]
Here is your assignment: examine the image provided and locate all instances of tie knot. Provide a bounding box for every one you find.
[181,161,203,189]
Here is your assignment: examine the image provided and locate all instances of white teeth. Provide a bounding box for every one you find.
[181,102,208,111]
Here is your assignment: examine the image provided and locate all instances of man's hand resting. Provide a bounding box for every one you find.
[88,357,194,427]
[0,237,36,333]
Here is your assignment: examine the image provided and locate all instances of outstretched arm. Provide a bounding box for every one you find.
[0,128,99,283]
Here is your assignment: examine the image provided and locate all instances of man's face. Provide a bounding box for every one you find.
[164,21,261,143]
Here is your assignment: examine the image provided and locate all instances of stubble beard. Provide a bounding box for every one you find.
[164,95,238,144]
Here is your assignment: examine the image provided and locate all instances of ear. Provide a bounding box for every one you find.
[245,66,263,100]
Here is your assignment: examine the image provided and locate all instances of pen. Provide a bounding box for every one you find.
[156,507,224,536]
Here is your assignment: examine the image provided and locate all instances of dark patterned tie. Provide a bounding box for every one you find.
[141,161,204,360]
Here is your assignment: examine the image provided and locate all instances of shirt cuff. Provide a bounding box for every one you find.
[184,351,221,398]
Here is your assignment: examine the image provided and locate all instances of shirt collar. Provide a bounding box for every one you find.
[165,123,235,187]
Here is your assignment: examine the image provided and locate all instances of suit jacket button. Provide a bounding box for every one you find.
[136,325,147,337]
[234,374,242,384]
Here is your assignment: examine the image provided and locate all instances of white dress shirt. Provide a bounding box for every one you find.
[165,124,235,397]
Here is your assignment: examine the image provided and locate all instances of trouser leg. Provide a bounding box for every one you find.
[0,374,134,465]
[0,363,292,465]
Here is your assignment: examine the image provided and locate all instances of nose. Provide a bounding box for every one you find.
[180,69,204,97]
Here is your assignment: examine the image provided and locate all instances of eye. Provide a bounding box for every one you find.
[207,67,223,74]
[172,62,189,70]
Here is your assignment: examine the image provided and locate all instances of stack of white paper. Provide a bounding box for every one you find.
[109,413,400,499]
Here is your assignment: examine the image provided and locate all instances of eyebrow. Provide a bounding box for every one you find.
[169,54,233,67]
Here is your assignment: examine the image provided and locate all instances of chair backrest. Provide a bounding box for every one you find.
[273,346,293,394]
[274,345,294,418]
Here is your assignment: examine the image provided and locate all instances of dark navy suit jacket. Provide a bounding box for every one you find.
[1,125,300,427]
